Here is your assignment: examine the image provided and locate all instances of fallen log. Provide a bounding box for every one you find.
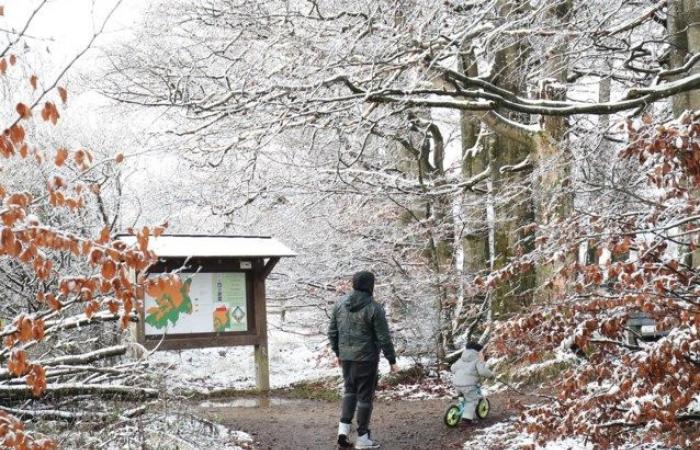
[0,345,129,380]
[0,383,159,400]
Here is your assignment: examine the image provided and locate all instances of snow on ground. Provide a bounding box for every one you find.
[377,369,453,400]
[463,420,592,450]
[61,411,254,449]
[148,330,339,391]
[462,421,672,450]
[147,327,422,393]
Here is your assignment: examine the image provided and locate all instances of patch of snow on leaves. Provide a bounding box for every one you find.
[463,420,671,450]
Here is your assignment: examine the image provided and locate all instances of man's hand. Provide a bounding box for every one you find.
[390,364,400,373]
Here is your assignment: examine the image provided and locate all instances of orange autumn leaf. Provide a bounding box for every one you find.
[54,148,68,166]
[41,102,59,124]
[9,54,16,65]
[98,226,110,244]
[84,300,99,318]
[115,153,124,163]
[16,103,31,119]
[106,299,118,314]
[46,293,61,311]
[8,350,28,376]
[0,58,6,74]
[17,316,33,342]
[1,227,16,251]
[101,260,117,280]
[57,86,68,104]
[7,192,31,207]
[0,6,4,16]
[90,248,104,265]
[74,148,87,167]
[29,75,38,90]
[32,319,45,341]
[9,125,25,145]
[26,364,46,397]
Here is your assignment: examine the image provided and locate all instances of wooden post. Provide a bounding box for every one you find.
[253,261,270,391]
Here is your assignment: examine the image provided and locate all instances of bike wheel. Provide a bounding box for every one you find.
[476,398,490,419]
[443,405,462,427]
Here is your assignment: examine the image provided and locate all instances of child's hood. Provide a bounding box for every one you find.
[460,348,479,363]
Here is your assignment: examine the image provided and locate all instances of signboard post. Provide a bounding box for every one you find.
[122,235,295,391]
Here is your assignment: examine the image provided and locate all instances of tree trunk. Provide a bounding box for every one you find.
[668,0,700,116]
[531,0,574,301]
[489,35,536,317]
[668,0,700,266]
[456,46,489,339]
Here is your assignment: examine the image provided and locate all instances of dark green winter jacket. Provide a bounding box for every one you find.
[328,290,397,365]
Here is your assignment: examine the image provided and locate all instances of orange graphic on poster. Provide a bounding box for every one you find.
[145,277,193,329]
[213,305,232,332]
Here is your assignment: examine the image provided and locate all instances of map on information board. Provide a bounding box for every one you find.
[144,272,248,335]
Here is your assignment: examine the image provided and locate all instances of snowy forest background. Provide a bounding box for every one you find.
[0,0,697,449]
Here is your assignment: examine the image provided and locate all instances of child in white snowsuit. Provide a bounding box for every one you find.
[451,342,494,420]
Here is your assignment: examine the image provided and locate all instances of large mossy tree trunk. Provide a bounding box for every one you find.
[489,36,536,318]
[668,0,700,266]
[668,0,700,117]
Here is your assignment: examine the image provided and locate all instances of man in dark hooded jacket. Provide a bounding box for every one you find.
[328,271,398,449]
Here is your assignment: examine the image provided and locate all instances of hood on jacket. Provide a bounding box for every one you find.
[345,290,372,312]
[460,348,479,363]
[352,271,375,295]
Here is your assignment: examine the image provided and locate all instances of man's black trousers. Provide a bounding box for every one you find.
[339,360,379,436]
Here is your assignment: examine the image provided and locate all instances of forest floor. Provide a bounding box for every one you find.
[200,391,528,450]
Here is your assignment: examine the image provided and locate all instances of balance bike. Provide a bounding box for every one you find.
[443,389,490,427]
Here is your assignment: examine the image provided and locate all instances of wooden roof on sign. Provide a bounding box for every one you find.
[117,234,296,258]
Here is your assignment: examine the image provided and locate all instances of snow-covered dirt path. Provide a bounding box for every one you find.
[201,394,517,450]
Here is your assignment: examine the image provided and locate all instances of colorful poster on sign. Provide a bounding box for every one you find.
[144,272,248,335]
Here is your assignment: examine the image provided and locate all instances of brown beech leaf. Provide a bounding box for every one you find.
[8,350,28,376]
[27,364,47,397]
[15,102,31,119]
[57,86,68,104]
[98,226,110,244]
[8,124,25,145]
[54,148,68,167]
[32,319,45,341]
[41,101,60,124]
[29,74,38,90]
[101,260,117,280]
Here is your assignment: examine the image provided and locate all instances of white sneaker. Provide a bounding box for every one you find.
[355,433,380,449]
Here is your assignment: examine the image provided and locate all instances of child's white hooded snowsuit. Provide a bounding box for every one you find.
[451,348,494,419]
